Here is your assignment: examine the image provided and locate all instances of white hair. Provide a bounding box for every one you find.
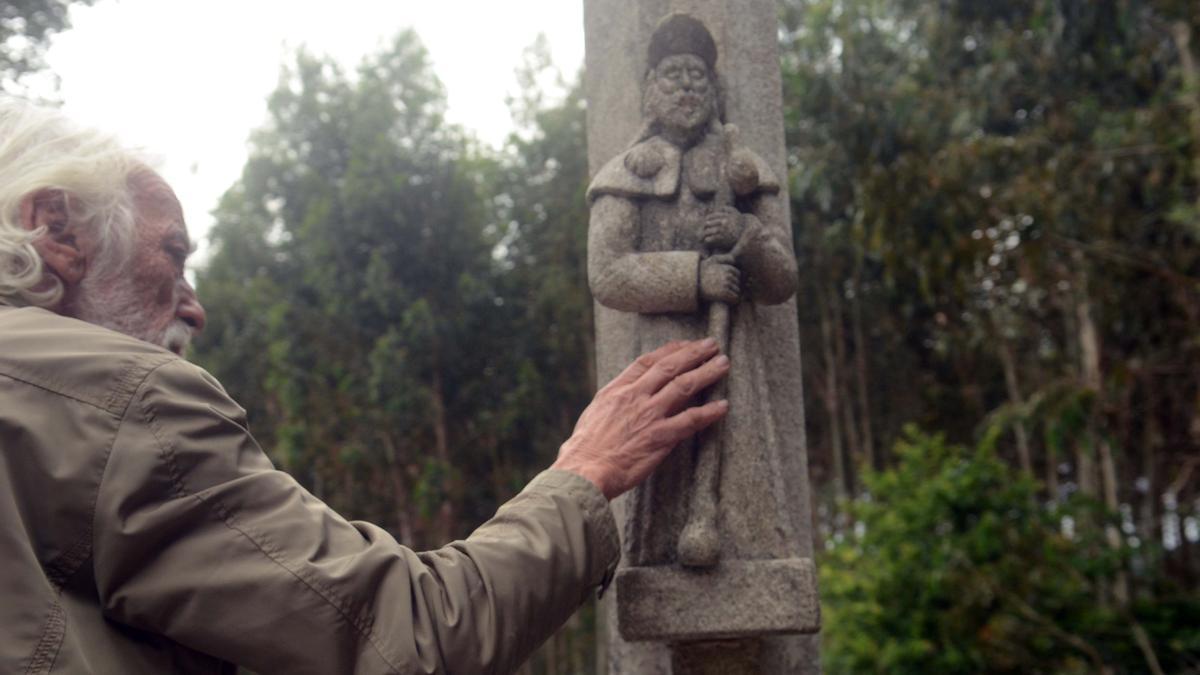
[0,97,143,307]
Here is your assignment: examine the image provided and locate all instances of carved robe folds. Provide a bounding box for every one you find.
[587,120,802,569]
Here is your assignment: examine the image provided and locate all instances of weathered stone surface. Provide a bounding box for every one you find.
[584,0,822,672]
[617,559,820,642]
[671,640,763,675]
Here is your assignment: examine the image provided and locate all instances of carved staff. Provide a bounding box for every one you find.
[677,123,750,567]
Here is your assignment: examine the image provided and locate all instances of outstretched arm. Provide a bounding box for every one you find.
[94,341,726,674]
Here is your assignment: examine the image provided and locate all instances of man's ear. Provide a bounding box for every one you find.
[19,189,86,285]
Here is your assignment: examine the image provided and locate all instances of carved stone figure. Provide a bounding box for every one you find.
[587,13,801,573]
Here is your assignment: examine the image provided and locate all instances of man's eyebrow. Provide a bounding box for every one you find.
[165,228,194,255]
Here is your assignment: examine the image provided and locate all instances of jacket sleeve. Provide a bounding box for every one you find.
[91,359,620,675]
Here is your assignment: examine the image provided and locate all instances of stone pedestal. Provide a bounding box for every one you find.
[672,640,762,675]
[618,559,819,641]
[584,0,822,673]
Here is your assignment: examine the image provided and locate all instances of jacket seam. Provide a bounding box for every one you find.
[22,594,66,675]
[134,367,404,674]
[0,368,113,414]
[90,359,180,588]
[0,351,172,416]
[103,354,169,415]
[22,366,139,674]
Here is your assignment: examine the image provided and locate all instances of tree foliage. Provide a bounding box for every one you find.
[1,0,94,92]
[823,429,1200,674]
[782,1,1200,671]
[197,32,505,544]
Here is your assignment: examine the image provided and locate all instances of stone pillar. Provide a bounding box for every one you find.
[583,1,821,673]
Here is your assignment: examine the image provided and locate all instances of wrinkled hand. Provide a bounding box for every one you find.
[699,253,740,304]
[702,206,744,251]
[552,340,730,500]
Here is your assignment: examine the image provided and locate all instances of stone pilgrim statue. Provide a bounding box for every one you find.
[588,13,803,576]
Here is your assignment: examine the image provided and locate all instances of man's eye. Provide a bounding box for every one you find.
[691,69,705,80]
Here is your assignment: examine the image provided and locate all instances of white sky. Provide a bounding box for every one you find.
[39,0,585,267]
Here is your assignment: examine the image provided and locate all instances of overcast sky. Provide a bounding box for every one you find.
[40,0,585,266]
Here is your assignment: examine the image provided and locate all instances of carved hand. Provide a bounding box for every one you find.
[702,206,744,252]
[552,339,730,500]
[700,253,740,304]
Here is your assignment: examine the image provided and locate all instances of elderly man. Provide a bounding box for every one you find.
[0,99,728,674]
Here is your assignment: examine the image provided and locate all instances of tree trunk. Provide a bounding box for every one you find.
[382,433,415,546]
[831,285,862,482]
[1140,379,1161,563]
[817,278,848,505]
[1170,21,1200,214]
[1075,262,1129,605]
[429,350,455,544]
[997,336,1034,476]
[850,255,876,470]
[431,365,450,465]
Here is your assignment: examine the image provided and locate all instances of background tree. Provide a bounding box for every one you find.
[194,33,599,675]
[196,32,502,545]
[781,0,1200,670]
[1,0,95,92]
[823,429,1200,675]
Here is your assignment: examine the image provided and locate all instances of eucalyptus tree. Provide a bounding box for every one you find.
[196,32,505,548]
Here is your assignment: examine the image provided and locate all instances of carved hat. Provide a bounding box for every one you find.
[647,13,717,70]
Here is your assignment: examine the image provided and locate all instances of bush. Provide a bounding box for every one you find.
[820,427,1200,674]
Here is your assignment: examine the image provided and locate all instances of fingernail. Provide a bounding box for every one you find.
[717,400,729,410]
[715,354,730,367]
[701,337,717,348]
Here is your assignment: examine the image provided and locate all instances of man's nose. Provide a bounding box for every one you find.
[177,281,207,333]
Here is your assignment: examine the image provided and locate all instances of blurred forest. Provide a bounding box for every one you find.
[9,0,1200,673]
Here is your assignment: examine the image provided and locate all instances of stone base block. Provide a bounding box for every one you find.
[671,639,763,675]
[616,558,820,642]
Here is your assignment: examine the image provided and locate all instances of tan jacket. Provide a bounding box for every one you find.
[0,303,619,674]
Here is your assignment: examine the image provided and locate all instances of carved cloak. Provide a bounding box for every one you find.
[587,123,806,566]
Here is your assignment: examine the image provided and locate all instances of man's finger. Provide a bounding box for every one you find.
[606,340,688,389]
[633,338,719,395]
[647,354,730,414]
[650,399,729,447]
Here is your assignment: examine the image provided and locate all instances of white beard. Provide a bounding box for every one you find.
[68,273,193,356]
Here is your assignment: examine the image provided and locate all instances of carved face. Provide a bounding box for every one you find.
[645,54,716,135]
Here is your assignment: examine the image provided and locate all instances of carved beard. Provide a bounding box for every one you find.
[644,76,716,139]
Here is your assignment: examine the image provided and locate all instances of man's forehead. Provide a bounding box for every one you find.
[129,169,188,240]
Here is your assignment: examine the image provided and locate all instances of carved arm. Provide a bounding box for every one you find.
[588,195,701,314]
[735,191,798,305]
